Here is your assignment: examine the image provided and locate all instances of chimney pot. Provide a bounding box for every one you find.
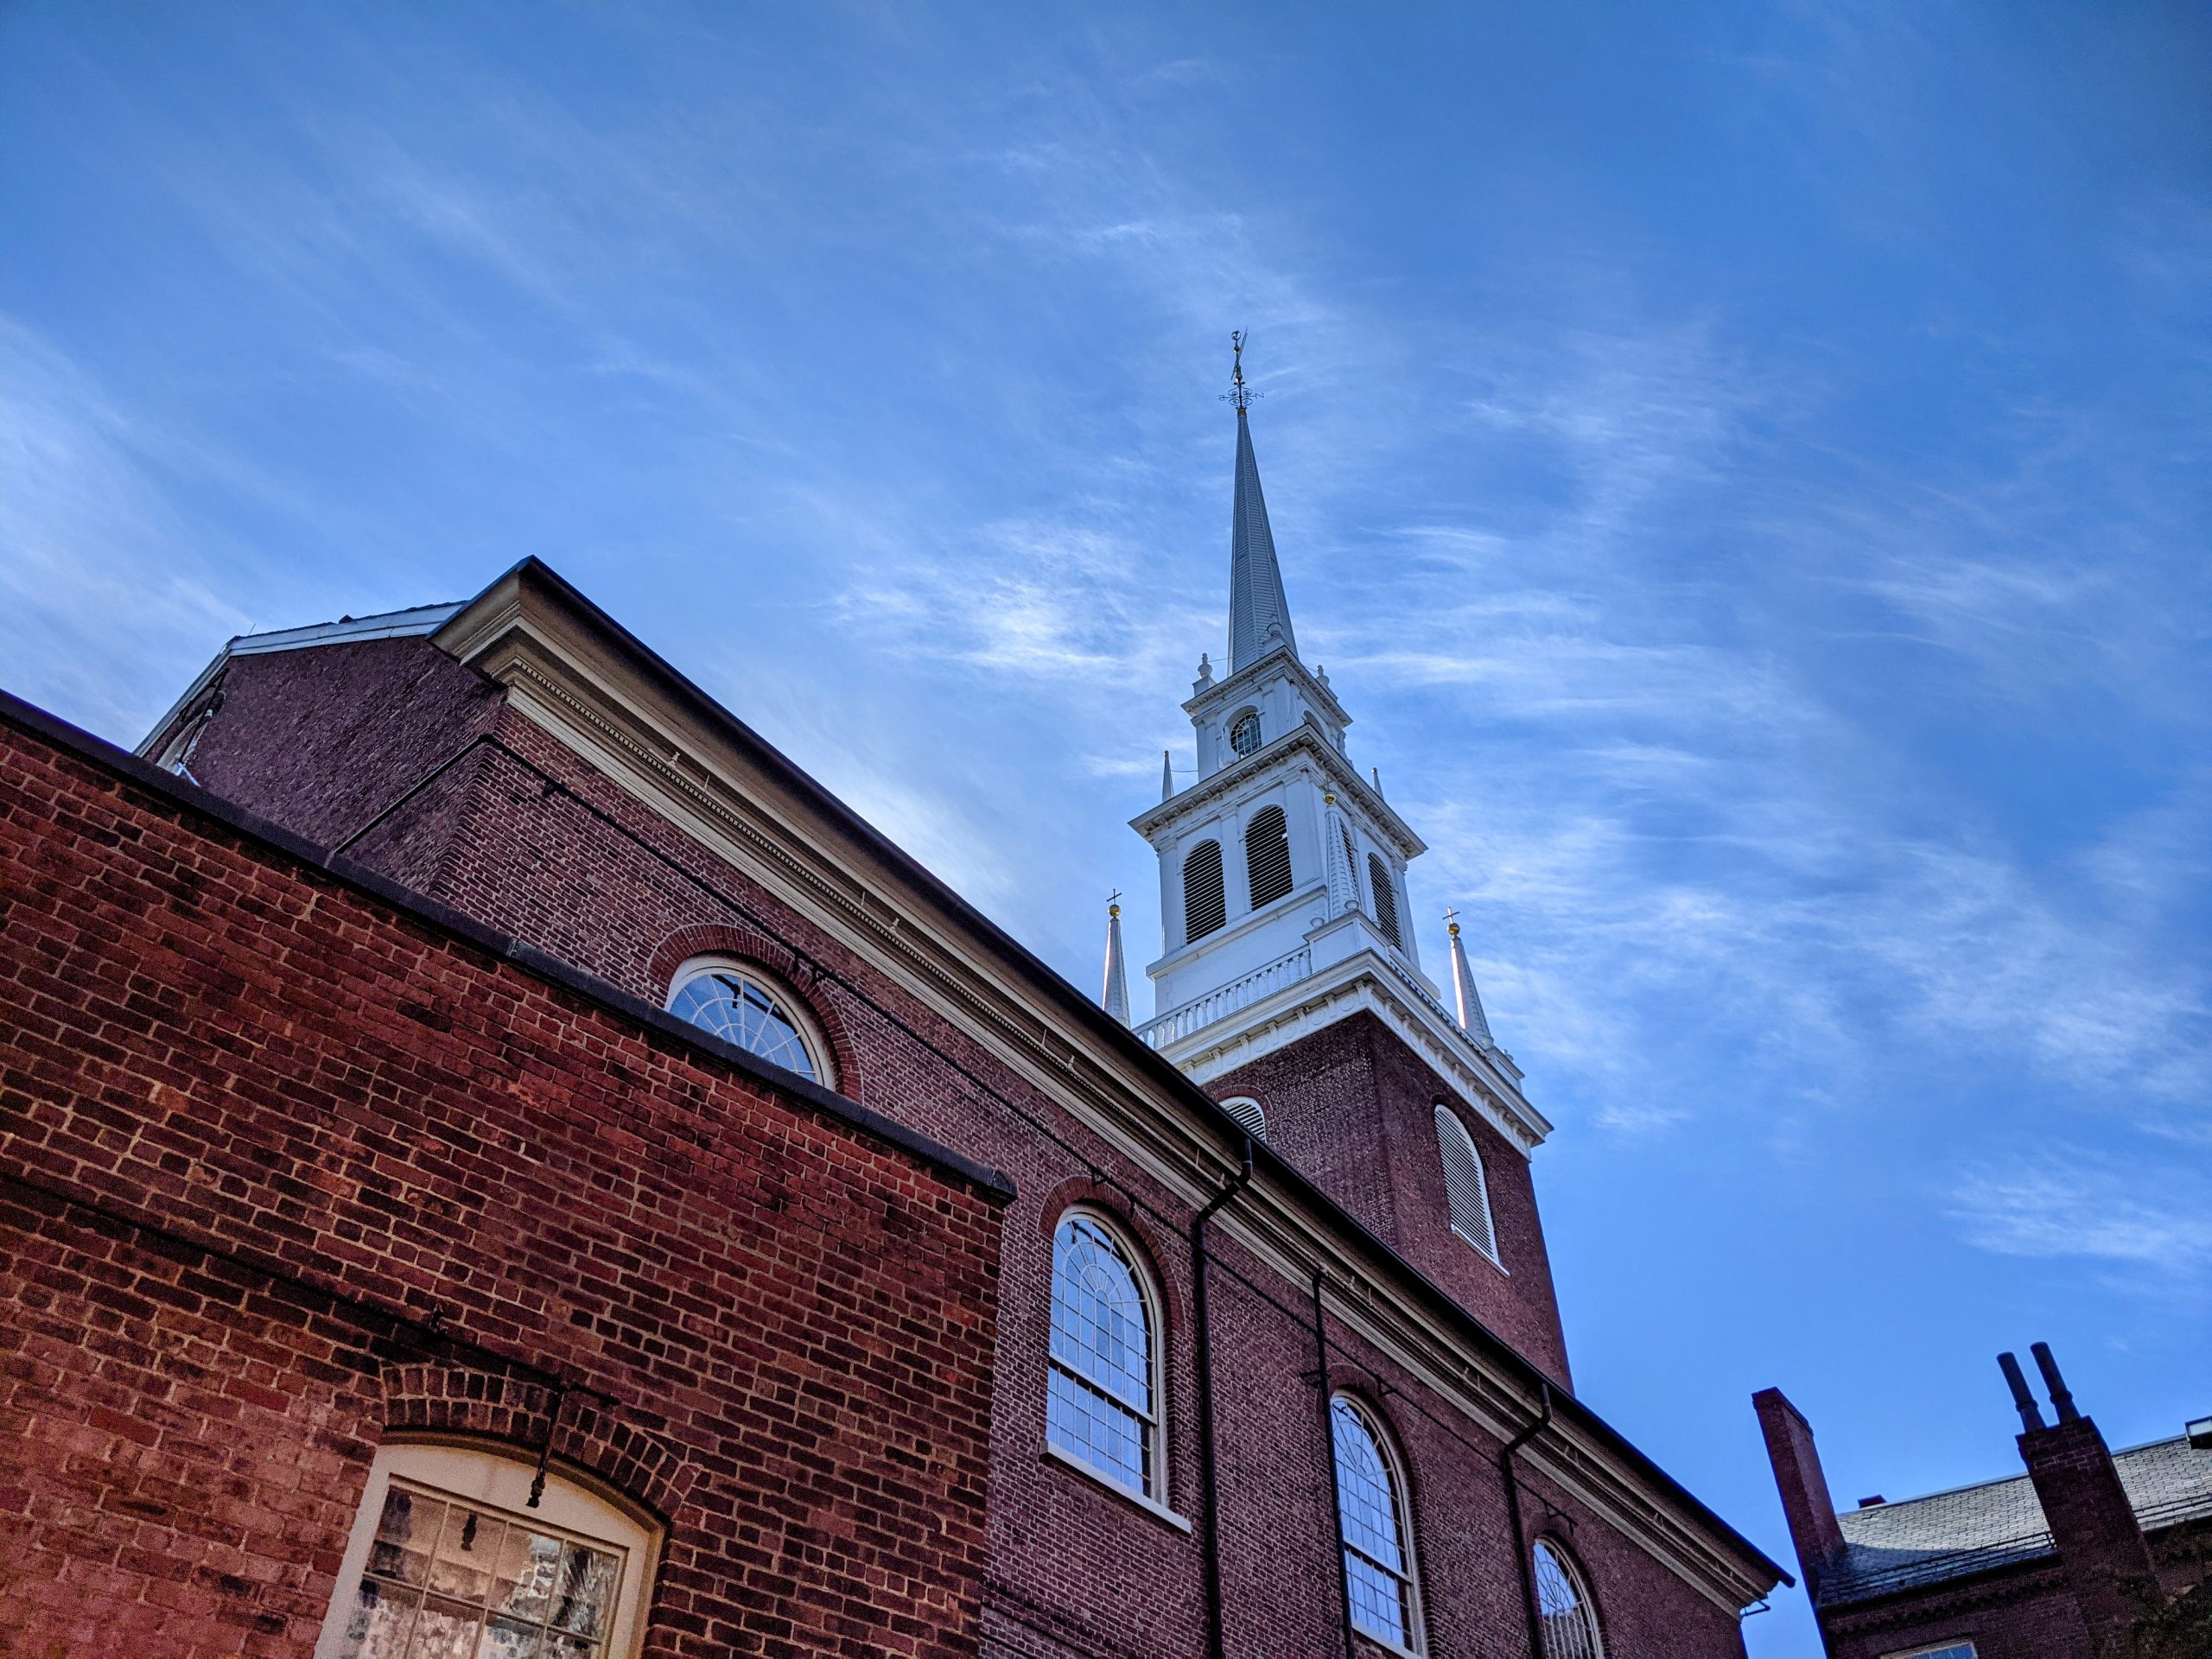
[1999,1351,2048,1432]
[2031,1342,2082,1424]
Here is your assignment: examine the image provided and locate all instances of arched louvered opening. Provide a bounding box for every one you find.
[1218,1096,1267,1142]
[1183,840,1226,943]
[1433,1103,1499,1263]
[1368,852,1401,947]
[1244,805,1293,910]
[1533,1539,1605,1659]
[1228,709,1263,758]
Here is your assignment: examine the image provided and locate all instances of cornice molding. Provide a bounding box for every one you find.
[1130,721,1425,859]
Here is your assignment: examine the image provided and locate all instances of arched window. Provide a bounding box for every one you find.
[1433,1103,1499,1264]
[1534,1539,1605,1659]
[1184,840,1227,943]
[666,958,830,1086]
[1218,1095,1267,1142]
[317,1440,659,1659]
[1331,1395,1421,1651]
[1368,853,1401,947]
[1244,805,1293,910]
[1047,1211,1162,1498]
[1229,710,1262,758]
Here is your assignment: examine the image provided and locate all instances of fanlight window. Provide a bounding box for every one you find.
[1184,839,1227,943]
[1245,805,1294,909]
[317,1441,658,1659]
[1433,1103,1499,1263]
[1229,711,1262,758]
[1218,1095,1268,1142]
[1534,1540,1605,1659]
[1046,1212,1160,1497]
[1368,853,1402,947]
[1330,1395,1421,1651]
[666,960,826,1085]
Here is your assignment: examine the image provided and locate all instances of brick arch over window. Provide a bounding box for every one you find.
[378,1363,695,1526]
[645,922,860,1096]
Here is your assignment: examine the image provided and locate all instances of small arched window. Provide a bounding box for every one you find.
[1184,840,1227,943]
[317,1440,660,1659]
[1534,1539,1605,1659]
[1047,1211,1162,1497]
[1245,805,1293,910]
[1229,710,1262,758]
[1218,1096,1267,1142]
[1433,1103,1499,1263]
[1331,1395,1422,1652]
[1368,853,1401,947]
[666,958,830,1086]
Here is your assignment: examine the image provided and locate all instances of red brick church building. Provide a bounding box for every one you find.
[3,385,1788,1657]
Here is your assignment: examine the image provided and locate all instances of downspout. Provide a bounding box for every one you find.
[1192,1135,1255,1659]
[1312,1271,1359,1659]
[1501,1380,1554,1659]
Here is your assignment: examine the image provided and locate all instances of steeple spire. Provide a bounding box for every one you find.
[1101,894,1131,1025]
[1445,911,1495,1048]
[1226,333,1298,672]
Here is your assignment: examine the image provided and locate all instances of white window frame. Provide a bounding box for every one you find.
[1433,1103,1502,1268]
[1533,1536,1605,1659]
[665,955,836,1090]
[315,1437,659,1659]
[1046,1205,1170,1510]
[1329,1392,1425,1656]
[1218,1095,1268,1143]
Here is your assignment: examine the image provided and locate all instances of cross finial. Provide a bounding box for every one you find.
[1225,330,1256,411]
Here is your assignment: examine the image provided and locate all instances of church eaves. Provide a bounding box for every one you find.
[1227,340,1299,673]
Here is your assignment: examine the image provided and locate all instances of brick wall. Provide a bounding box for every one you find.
[70,627,1770,1659]
[1213,1014,1573,1386]
[0,708,1007,1659]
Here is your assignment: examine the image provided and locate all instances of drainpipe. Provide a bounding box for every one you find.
[1500,1381,1554,1659]
[1192,1135,1254,1659]
[1312,1271,1359,1659]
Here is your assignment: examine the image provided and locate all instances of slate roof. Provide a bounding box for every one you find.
[1821,1433,2212,1606]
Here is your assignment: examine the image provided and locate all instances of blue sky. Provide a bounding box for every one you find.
[3,4,2207,1649]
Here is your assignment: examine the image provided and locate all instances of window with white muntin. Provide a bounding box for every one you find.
[1046,1210,1165,1503]
[1330,1394,1423,1653]
[315,1440,659,1659]
[665,957,832,1087]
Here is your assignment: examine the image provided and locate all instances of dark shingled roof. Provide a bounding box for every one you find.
[1820,1434,2212,1606]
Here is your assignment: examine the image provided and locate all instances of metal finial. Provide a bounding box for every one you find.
[1225,330,1257,411]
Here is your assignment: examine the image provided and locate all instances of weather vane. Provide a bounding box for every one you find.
[1224,329,1257,411]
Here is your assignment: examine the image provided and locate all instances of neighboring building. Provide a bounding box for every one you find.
[3,359,1787,1659]
[1757,1348,2212,1659]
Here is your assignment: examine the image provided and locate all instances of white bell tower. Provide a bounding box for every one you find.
[1127,339,1542,1154]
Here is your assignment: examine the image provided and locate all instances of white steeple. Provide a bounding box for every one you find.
[1101,896,1130,1025]
[1123,339,1545,1154]
[1445,911,1496,1048]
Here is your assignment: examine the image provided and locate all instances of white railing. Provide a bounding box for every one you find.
[1136,944,1312,1049]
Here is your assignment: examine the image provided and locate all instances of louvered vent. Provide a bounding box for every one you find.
[1184,840,1227,942]
[1368,853,1401,947]
[1433,1103,1498,1262]
[1219,1096,1268,1142]
[1245,805,1293,909]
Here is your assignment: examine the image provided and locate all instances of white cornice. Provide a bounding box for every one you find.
[1130,721,1425,859]
[1158,947,1549,1151]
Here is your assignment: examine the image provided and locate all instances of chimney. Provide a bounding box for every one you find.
[1999,1345,2158,1649]
[1754,1389,1847,1593]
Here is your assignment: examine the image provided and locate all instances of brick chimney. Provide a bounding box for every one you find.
[1754,1388,1847,1594]
[2002,1344,2159,1650]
